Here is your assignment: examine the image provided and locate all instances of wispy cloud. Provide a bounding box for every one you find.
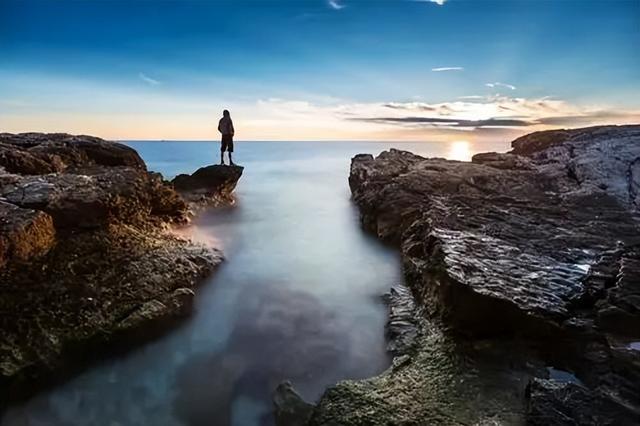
[486,82,516,90]
[357,116,533,128]
[432,67,464,72]
[328,0,345,10]
[139,72,160,86]
[415,0,448,5]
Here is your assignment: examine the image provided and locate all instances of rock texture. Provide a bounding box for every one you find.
[526,377,637,426]
[0,133,240,407]
[349,125,640,337]
[172,164,244,207]
[304,125,640,425]
[0,201,55,268]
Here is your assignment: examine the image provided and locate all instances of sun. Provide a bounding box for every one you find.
[447,141,472,161]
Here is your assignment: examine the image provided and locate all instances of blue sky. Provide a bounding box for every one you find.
[1,0,638,140]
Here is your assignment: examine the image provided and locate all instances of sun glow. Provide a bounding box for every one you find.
[447,140,472,161]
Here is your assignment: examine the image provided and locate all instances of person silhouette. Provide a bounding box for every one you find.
[218,109,235,166]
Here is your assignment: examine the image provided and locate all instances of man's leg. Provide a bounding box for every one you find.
[229,152,234,166]
[220,149,225,165]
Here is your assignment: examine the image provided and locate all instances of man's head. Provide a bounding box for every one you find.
[223,109,230,118]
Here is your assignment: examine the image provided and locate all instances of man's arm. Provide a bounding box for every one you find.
[230,120,235,136]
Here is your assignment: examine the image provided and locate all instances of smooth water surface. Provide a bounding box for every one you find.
[2,140,509,426]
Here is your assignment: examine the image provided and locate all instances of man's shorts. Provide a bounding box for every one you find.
[221,134,234,153]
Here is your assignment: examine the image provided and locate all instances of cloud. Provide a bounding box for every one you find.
[384,102,437,111]
[357,116,533,128]
[249,94,639,138]
[431,67,464,72]
[328,0,345,10]
[383,102,456,115]
[416,0,447,5]
[139,72,160,86]
[347,96,639,132]
[486,82,516,90]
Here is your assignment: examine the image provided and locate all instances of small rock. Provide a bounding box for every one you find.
[273,381,314,426]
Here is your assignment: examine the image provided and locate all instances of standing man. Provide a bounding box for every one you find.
[218,109,235,166]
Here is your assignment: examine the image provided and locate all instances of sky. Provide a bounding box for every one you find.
[1,0,639,141]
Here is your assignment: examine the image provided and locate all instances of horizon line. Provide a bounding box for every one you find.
[119,139,494,143]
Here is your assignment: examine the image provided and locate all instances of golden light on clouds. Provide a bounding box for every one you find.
[2,75,638,141]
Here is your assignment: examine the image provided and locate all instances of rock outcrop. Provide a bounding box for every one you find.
[302,125,640,425]
[172,164,244,207]
[0,132,145,173]
[0,133,240,407]
[348,125,640,338]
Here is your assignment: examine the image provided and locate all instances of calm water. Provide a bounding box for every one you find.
[2,140,509,426]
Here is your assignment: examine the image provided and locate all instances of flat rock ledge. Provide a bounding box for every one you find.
[281,125,640,425]
[0,133,240,407]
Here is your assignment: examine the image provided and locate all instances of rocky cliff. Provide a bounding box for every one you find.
[283,125,640,425]
[0,133,241,406]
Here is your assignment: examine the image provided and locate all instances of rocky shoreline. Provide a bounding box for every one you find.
[277,125,640,425]
[0,133,242,408]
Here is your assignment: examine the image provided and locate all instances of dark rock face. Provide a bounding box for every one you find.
[273,381,315,426]
[308,125,640,425]
[172,164,244,206]
[526,378,637,425]
[382,284,420,356]
[0,133,229,407]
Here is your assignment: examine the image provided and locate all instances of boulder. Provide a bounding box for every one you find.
[172,164,244,206]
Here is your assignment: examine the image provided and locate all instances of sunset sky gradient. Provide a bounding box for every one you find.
[1,0,639,141]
